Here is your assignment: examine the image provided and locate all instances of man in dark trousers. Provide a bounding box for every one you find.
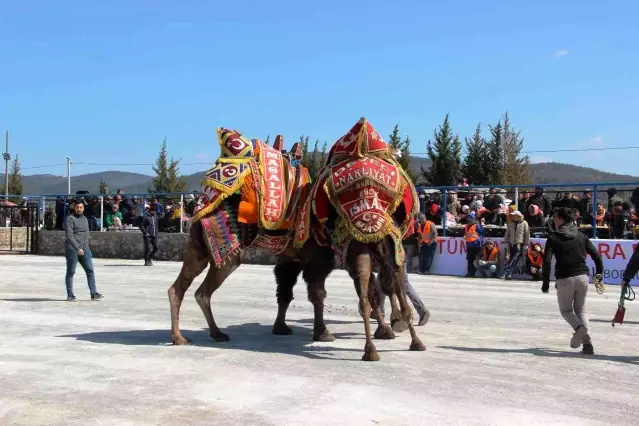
[140,205,160,266]
[621,188,639,288]
[542,207,604,355]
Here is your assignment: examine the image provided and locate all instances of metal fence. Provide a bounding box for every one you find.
[415,181,639,240]
[2,192,198,234]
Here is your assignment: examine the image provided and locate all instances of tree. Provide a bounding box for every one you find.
[462,123,491,185]
[319,141,328,168]
[501,111,531,185]
[148,138,188,194]
[98,177,109,194]
[420,114,462,186]
[388,124,419,183]
[8,155,23,203]
[486,121,504,185]
[265,134,271,145]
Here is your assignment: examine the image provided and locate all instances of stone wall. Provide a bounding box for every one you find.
[37,230,280,264]
[0,227,27,250]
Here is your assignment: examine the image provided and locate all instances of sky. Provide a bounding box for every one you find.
[1,0,638,179]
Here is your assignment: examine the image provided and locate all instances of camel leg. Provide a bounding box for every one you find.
[194,252,241,342]
[370,273,395,340]
[348,246,380,361]
[389,294,409,333]
[272,259,303,336]
[394,264,426,352]
[303,244,336,342]
[169,243,209,345]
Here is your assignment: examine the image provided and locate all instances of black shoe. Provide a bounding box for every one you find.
[144,260,151,266]
[581,343,594,355]
[91,293,104,301]
[67,296,77,302]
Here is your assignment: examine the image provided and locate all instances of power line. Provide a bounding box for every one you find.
[411,145,639,156]
[8,145,639,172]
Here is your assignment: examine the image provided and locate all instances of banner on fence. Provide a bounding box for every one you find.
[409,237,638,285]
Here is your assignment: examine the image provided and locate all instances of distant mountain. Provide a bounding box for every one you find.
[19,157,639,197]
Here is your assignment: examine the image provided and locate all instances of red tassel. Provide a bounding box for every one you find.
[612,305,626,326]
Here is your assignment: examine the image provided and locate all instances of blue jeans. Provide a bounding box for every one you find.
[65,248,97,297]
[419,243,437,273]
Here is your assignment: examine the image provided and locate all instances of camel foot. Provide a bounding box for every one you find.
[313,328,336,342]
[172,335,192,346]
[409,340,426,351]
[374,325,395,340]
[272,322,293,336]
[211,331,230,342]
[361,351,381,361]
[391,319,409,333]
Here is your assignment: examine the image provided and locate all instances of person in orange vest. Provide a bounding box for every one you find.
[416,213,438,274]
[525,242,544,280]
[473,240,501,277]
[464,211,484,277]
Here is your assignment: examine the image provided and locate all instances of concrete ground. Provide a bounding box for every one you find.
[1,255,639,426]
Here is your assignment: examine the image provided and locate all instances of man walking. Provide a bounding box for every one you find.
[140,205,159,266]
[64,202,103,301]
[542,207,603,355]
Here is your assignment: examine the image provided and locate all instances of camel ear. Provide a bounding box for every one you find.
[273,135,284,151]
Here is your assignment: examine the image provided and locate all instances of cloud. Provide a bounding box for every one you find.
[193,153,210,161]
[585,136,604,146]
[554,50,569,57]
[529,156,553,164]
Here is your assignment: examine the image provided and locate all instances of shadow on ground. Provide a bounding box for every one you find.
[57,322,405,361]
[1,298,68,302]
[590,318,639,325]
[439,345,639,365]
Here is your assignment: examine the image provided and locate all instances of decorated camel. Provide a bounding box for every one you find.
[310,117,426,361]
[168,129,337,345]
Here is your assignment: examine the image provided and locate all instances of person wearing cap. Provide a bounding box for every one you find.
[502,210,530,280]
[542,207,604,355]
[464,211,484,277]
[621,188,639,289]
[525,243,544,280]
[473,240,501,278]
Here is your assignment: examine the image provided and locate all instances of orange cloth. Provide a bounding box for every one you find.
[481,243,499,261]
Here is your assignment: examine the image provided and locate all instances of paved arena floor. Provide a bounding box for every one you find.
[1,255,639,425]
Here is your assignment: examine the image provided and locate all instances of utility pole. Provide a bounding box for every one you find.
[66,156,71,195]
[2,130,9,201]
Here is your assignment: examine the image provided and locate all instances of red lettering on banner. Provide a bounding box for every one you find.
[598,243,610,259]
[633,243,638,253]
[613,244,625,260]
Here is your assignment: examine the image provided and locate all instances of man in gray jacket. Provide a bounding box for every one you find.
[65,202,103,301]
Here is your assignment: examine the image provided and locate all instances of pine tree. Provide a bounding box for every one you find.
[501,111,531,185]
[320,141,328,168]
[98,177,109,194]
[462,123,491,185]
[486,121,504,185]
[421,114,462,186]
[388,124,418,183]
[8,155,23,203]
[388,124,402,148]
[265,134,271,145]
[148,138,187,194]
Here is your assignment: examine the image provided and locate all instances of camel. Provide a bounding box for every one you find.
[168,129,337,346]
[310,117,426,361]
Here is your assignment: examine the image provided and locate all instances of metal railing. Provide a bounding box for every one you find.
[415,181,639,239]
[3,192,199,234]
